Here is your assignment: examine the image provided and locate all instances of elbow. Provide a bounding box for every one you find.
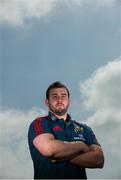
[90,149,105,169]
[98,156,105,168]
[39,143,55,157]
[96,161,104,169]
[99,163,104,169]
[33,139,55,157]
[94,148,105,169]
[95,154,105,169]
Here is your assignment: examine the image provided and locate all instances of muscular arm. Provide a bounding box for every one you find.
[33,133,89,159]
[70,144,105,168]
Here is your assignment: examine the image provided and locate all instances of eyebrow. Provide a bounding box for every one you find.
[51,93,68,96]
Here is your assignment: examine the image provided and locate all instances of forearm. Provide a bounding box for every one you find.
[33,134,89,160]
[48,140,89,159]
[70,146,104,168]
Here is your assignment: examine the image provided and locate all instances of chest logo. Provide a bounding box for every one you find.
[53,125,63,131]
[74,127,84,133]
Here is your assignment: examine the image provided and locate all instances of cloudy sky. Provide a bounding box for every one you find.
[0,0,121,179]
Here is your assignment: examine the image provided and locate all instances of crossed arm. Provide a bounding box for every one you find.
[33,133,104,168]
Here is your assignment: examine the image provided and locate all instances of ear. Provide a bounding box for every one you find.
[45,99,49,107]
[68,98,70,104]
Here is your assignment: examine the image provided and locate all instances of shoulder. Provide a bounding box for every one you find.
[29,116,50,132]
[30,115,49,126]
[72,120,93,132]
[28,115,52,139]
[72,120,90,128]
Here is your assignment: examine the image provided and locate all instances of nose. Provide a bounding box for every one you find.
[57,96,62,102]
[57,96,63,102]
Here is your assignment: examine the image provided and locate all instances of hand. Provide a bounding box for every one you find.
[71,141,89,153]
[81,141,90,152]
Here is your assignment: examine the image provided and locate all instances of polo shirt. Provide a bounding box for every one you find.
[28,112,99,179]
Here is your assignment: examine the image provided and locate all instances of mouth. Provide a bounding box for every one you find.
[56,104,64,108]
[57,103,63,106]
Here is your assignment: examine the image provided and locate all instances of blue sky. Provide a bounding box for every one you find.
[0,0,121,179]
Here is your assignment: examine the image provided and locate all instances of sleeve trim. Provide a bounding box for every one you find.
[34,117,44,136]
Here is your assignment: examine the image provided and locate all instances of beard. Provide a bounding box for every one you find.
[48,103,69,116]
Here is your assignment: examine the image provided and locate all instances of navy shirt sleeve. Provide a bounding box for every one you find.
[85,125,100,146]
[28,117,52,142]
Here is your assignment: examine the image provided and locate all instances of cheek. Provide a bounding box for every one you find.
[49,101,56,107]
[64,101,69,107]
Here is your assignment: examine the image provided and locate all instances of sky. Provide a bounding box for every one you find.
[0,0,121,179]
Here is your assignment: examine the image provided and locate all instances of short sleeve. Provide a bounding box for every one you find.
[85,125,100,146]
[28,117,52,142]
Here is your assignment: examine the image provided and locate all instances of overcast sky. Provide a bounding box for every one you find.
[0,0,121,179]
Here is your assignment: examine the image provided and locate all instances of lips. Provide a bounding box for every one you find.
[57,103,64,106]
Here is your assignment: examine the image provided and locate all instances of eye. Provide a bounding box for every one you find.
[61,95,68,99]
[52,95,58,100]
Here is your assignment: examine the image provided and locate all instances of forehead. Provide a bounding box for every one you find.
[49,88,68,95]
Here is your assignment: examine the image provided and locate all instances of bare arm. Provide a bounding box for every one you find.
[33,133,89,159]
[70,144,105,168]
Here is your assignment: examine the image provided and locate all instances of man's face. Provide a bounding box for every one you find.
[45,88,70,116]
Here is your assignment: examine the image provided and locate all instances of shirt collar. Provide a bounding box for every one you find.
[48,111,71,122]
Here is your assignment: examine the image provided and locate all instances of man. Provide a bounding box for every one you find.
[28,81,104,179]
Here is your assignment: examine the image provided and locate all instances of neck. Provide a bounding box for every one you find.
[50,111,67,121]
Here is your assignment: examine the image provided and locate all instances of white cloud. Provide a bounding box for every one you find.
[68,0,117,6]
[0,107,46,178]
[0,0,57,27]
[80,57,121,125]
[92,0,118,6]
[80,57,121,178]
[0,0,118,27]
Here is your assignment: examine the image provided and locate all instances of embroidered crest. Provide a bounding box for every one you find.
[74,126,83,133]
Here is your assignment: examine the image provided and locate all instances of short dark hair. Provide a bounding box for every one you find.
[46,81,70,99]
